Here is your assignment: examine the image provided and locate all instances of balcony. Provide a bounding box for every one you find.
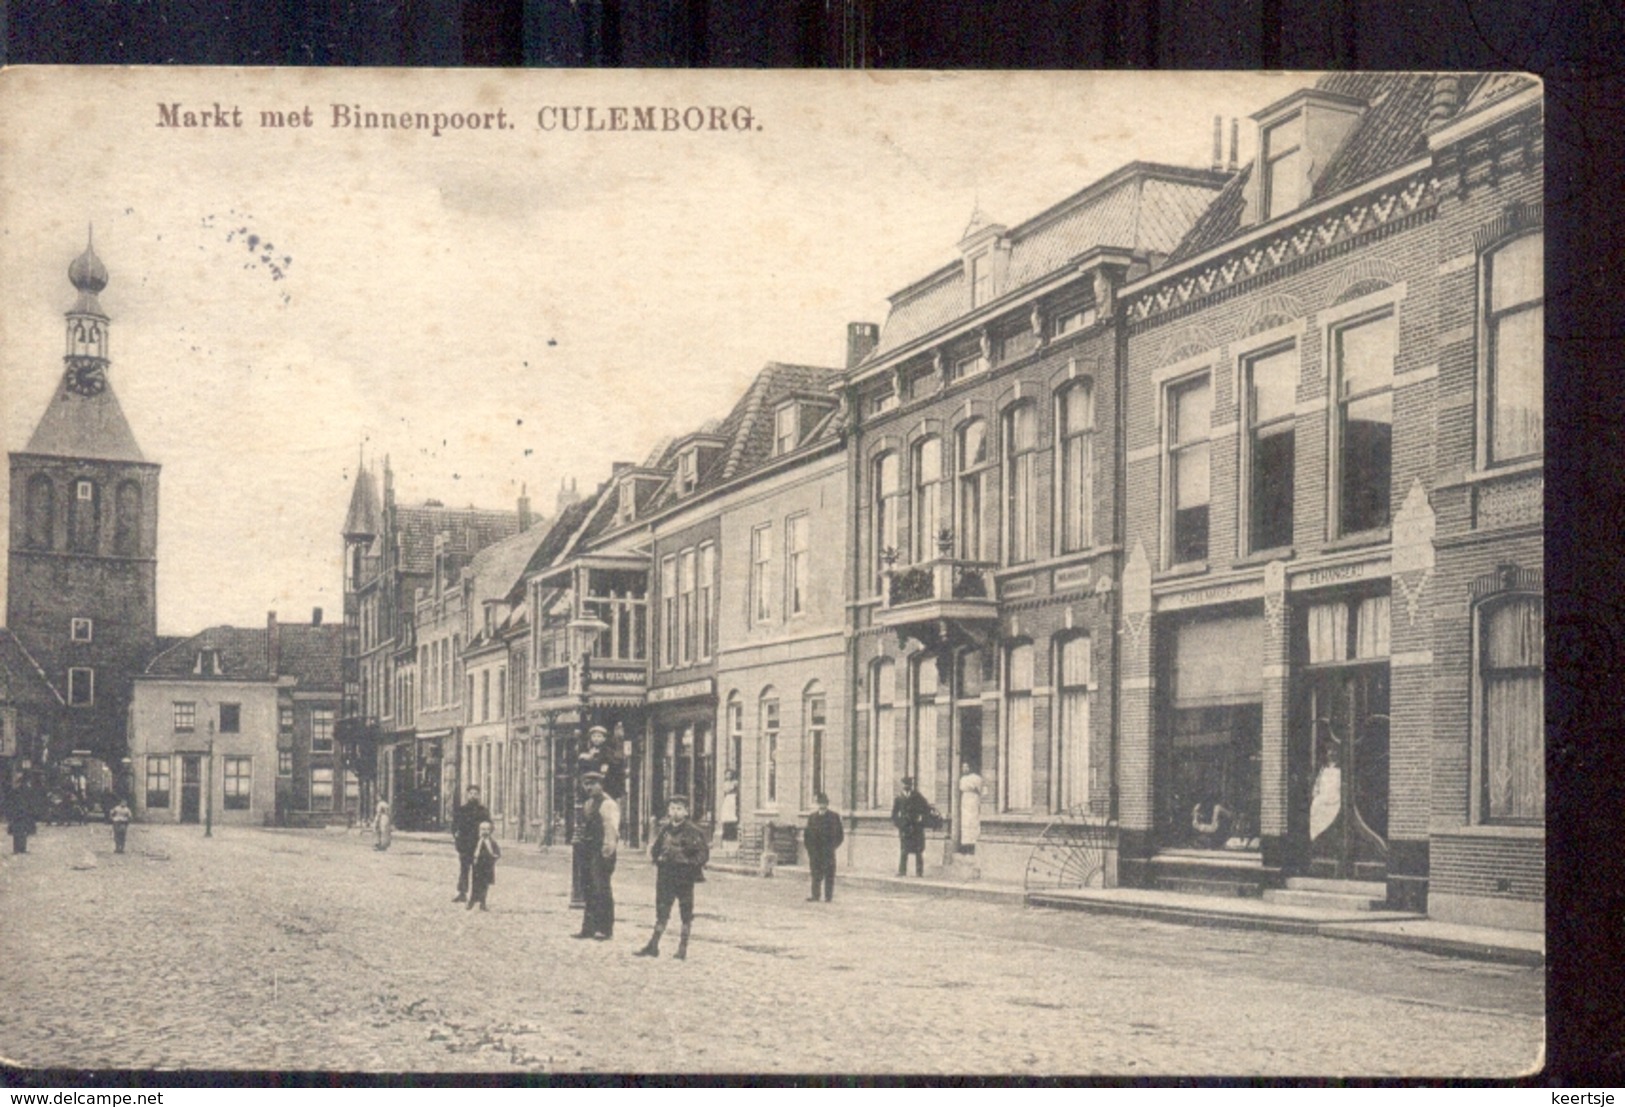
[875,558,1000,649]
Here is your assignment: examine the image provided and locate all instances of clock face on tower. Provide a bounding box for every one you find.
[64,357,107,397]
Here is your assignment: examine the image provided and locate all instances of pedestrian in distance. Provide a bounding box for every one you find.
[572,771,620,940]
[374,798,392,851]
[467,820,501,911]
[452,785,491,903]
[108,797,132,854]
[9,806,35,854]
[803,791,844,902]
[891,777,932,877]
[957,762,984,856]
[635,794,709,960]
[718,768,740,851]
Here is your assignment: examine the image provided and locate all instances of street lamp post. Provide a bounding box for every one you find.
[565,613,609,911]
[205,720,215,838]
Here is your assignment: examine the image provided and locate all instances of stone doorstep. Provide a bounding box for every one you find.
[709,861,1027,905]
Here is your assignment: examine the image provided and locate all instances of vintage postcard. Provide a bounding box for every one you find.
[0,66,1543,1077]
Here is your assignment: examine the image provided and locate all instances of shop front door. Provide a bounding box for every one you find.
[179,755,202,823]
[1297,666,1389,881]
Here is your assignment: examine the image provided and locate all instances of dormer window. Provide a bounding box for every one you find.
[194,648,223,675]
[679,449,698,495]
[774,403,799,456]
[1262,113,1305,220]
[71,617,93,642]
[970,253,992,307]
[618,480,636,524]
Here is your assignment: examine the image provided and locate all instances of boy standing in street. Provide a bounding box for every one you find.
[467,820,501,911]
[635,794,709,960]
[108,798,132,854]
[803,792,844,902]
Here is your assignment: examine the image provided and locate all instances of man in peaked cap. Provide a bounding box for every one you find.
[572,771,620,940]
[636,794,709,960]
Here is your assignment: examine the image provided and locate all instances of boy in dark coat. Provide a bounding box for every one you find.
[803,792,844,902]
[467,821,501,911]
[635,795,709,960]
[891,777,931,877]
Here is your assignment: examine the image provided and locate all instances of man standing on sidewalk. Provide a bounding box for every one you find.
[452,786,491,903]
[891,777,931,877]
[803,792,844,902]
[572,772,619,940]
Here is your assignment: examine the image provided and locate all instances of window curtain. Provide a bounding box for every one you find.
[1484,598,1543,821]
[1355,595,1390,659]
[1006,644,1034,810]
[1307,603,1349,664]
[1059,637,1091,810]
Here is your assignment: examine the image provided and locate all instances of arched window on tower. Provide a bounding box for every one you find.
[69,479,100,553]
[115,480,142,556]
[26,474,54,550]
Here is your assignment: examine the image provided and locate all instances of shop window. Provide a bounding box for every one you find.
[1482,233,1543,465]
[223,756,251,810]
[1166,375,1211,565]
[871,658,897,807]
[1166,615,1264,849]
[1057,636,1091,812]
[912,655,940,800]
[1478,595,1543,823]
[1244,345,1297,553]
[1057,381,1094,554]
[956,420,990,560]
[1331,311,1396,536]
[1004,642,1035,811]
[759,689,780,806]
[912,437,944,563]
[1003,404,1037,565]
[146,755,171,809]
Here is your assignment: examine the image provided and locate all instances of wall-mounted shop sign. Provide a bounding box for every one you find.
[648,678,716,705]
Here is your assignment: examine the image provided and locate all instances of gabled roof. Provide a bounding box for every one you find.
[511,485,612,597]
[276,624,344,690]
[22,380,147,463]
[393,504,520,576]
[866,163,1230,362]
[143,626,271,681]
[640,361,843,516]
[466,521,553,615]
[1166,73,1519,266]
[0,629,63,707]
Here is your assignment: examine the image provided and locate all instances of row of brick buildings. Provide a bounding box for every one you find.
[329,72,1542,932]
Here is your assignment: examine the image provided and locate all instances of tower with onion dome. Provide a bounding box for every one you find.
[7,231,160,777]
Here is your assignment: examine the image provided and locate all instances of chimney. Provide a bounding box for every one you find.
[267,611,280,678]
[312,607,323,626]
[518,483,532,531]
[846,322,880,369]
[1428,73,1463,126]
[1211,115,1223,173]
[1228,118,1239,172]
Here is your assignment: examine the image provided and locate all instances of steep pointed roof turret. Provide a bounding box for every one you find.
[343,450,382,540]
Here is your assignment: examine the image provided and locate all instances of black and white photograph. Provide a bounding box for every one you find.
[0,66,1544,1077]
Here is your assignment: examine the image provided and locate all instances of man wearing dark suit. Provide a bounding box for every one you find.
[573,772,620,939]
[803,792,845,902]
[891,776,931,877]
[451,785,491,903]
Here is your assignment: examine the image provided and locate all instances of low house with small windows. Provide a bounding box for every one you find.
[129,612,342,826]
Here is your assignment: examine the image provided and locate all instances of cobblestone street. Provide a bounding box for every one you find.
[0,823,1542,1077]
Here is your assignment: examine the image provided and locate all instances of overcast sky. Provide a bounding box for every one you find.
[0,67,1309,636]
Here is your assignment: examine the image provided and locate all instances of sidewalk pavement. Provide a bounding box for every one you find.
[367,828,1542,968]
[707,857,1545,968]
